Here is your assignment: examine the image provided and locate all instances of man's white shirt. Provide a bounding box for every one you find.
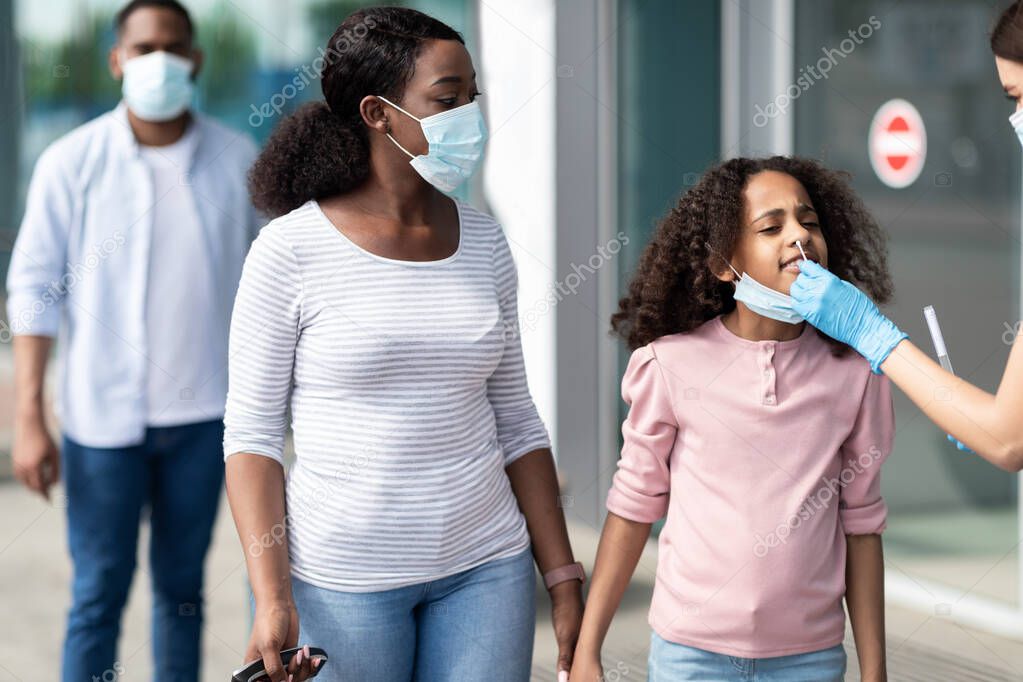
[6,102,262,446]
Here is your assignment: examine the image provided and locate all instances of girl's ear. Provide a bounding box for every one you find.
[713,265,737,283]
[706,246,738,283]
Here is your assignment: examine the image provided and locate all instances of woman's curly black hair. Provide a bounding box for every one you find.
[611,156,895,353]
[248,7,463,218]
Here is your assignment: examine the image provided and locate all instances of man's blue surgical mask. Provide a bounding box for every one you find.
[121,50,195,122]
[377,96,487,194]
[725,260,805,325]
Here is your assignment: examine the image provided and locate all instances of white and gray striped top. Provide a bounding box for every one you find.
[223,199,551,592]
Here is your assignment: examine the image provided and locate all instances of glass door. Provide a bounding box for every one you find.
[614,0,722,534]
[793,0,1022,610]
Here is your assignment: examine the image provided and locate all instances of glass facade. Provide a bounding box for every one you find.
[616,0,721,403]
[793,0,1021,606]
[615,0,720,536]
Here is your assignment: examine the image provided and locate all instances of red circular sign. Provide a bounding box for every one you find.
[868,99,926,189]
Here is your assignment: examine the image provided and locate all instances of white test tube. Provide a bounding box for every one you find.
[923,305,955,374]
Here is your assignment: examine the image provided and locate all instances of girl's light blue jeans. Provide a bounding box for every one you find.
[648,631,847,682]
[289,547,536,681]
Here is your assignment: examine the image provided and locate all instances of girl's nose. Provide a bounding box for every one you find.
[785,218,812,243]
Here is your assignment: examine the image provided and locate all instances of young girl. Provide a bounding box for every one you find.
[570,157,895,682]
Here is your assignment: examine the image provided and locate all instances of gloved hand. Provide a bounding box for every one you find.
[790,260,908,373]
[947,434,974,453]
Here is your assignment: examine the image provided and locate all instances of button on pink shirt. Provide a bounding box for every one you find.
[606,315,894,658]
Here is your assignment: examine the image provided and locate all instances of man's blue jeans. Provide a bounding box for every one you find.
[60,419,224,682]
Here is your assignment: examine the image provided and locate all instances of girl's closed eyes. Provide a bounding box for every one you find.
[611,155,895,356]
[727,170,829,294]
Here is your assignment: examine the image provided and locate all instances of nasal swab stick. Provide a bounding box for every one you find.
[796,240,807,260]
[923,305,955,374]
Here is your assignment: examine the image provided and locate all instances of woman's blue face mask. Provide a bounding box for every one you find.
[378,96,488,194]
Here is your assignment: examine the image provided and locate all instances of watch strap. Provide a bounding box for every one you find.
[543,561,586,590]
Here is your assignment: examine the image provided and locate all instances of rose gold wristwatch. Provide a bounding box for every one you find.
[543,561,586,590]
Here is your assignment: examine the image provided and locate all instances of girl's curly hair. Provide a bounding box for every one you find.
[611,156,895,352]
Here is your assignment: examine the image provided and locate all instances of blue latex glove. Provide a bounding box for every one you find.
[947,434,974,453]
[790,260,908,373]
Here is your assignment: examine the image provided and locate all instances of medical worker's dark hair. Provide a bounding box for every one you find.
[993,2,1023,61]
[248,7,464,218]
[115,0,194,39]
[611,156,895,354]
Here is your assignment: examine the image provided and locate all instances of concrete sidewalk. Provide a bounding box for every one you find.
[1,481,1022,680]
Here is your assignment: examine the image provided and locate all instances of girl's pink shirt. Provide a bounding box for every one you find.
[606,315,893,658]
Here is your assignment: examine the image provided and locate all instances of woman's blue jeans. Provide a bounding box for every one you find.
[289,547,536,681]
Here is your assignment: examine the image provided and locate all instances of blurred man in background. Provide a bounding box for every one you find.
[5,1,260,679]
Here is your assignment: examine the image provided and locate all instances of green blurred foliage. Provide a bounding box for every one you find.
[20,7,256,111]
[195,8,257,107]
[18,1,470,112]
[306,0,406,46]
[22,12,120,107]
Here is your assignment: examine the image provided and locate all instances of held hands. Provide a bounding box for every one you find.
[550,580,584,680]
[790,260,907,373]
[568,655,603,681]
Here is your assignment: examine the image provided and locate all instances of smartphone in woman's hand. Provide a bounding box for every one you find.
[231,646,328,681]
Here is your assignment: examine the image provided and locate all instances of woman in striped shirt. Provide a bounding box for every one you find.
[223,7,583,682]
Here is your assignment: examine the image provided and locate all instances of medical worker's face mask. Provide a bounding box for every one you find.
[996,56,1023,147]
[1011,108,1023,149]
[723,258,805,325]
[121,50,195,122]
[377,96,488,194]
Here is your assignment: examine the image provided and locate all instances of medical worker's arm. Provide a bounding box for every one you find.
[792,260,1023,471]
[881,337,1023,470]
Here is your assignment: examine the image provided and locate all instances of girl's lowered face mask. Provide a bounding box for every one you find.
[723,259,805,325]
